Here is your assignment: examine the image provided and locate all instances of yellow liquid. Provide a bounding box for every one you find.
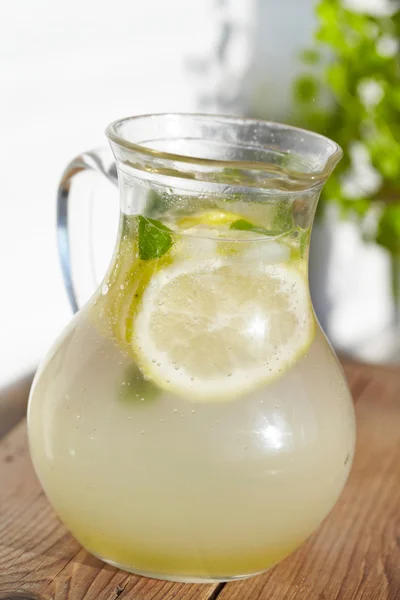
[28,221,355,582]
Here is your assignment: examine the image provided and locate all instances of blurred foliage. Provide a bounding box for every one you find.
[294,0,400,258]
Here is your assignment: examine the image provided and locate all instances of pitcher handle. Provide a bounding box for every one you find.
[57,148,118,313]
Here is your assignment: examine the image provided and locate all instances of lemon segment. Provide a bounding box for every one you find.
[130,258,314,402]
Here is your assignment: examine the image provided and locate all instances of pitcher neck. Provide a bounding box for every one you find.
[107,114,341,234]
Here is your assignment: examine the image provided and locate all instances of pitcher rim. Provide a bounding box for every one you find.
[106,112,343,188]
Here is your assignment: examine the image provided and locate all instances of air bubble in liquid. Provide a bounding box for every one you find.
[102,283,109,295]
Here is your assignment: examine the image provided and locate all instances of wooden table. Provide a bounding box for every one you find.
[0,361,399,600]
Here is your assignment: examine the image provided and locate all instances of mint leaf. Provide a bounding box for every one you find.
[376,205,400,254]
[300,49,320,65]
[294,74,320,104]
[230,219,282,237]
[137,215,173,260]
[119,364,160,404]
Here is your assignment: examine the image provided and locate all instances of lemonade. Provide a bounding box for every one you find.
[28,209,355,582]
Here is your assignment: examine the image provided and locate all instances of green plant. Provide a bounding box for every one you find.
[294,0,400,259]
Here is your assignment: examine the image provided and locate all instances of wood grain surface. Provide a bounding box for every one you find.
[0,372,34,440]
[0,361,399,600]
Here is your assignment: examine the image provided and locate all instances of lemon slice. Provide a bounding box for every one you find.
[177,210,243,231]
[130,258,314,402]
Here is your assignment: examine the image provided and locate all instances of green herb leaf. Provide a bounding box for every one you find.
[119,364,160,404]
[300,49,321,65]
[137,215,173,260]
[293,74,320,104]
[221,167,244,183]
[230,219,282,237]
[376,204,400,254]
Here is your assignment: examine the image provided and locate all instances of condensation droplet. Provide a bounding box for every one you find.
[102,283,109,295]
[140,430,145,435]
[191,409,196,414]
[173,408,178,413]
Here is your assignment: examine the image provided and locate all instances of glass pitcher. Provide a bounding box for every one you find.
[28,114,356,583]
